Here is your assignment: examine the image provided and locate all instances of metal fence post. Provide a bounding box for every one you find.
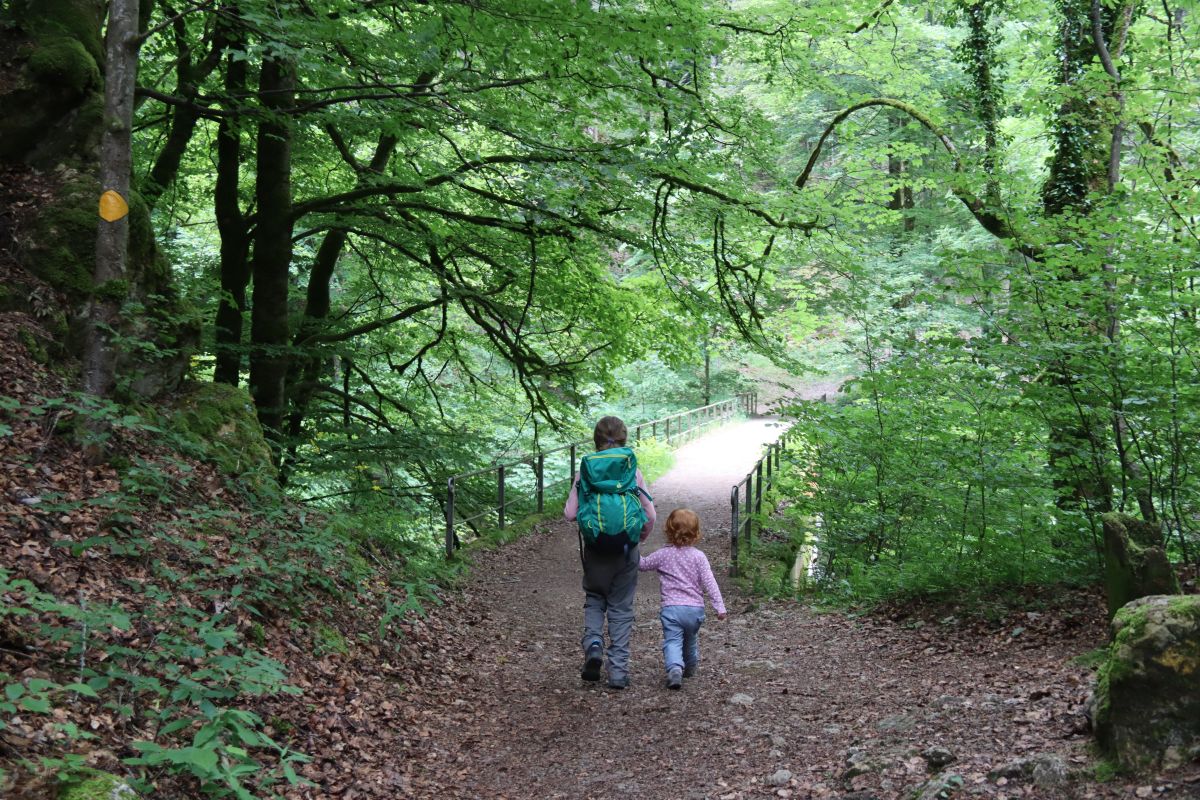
[755,460,764,516]
[536,454,544,513]
[445,478,456,557]
[497,465,506,530]
[745,469,754,551]
[729,485,740,577]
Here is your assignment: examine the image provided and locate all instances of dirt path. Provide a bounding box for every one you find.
[403,420,1199,800]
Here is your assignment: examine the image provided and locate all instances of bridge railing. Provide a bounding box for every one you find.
[729,423,794,577]
[445,392,757,556]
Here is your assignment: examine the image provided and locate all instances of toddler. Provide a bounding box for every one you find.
[638,508,726,689]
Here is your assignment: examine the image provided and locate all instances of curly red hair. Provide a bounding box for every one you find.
[664,508,701,547]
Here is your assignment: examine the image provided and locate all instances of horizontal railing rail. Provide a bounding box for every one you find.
[730,423,794,577]
[445,392,757,556]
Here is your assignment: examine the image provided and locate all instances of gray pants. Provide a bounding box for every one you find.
[581,545,639,681]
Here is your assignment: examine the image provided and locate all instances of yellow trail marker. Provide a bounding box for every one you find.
[98,190,129,222]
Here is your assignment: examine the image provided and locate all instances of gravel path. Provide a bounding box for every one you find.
[406,420,1199,800]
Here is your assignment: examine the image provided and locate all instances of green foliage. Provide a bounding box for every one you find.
[632,437,676,486]
[1,566,307,798]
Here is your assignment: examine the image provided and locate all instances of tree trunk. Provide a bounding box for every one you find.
[1040,0,1122,514]
[213,32,250,387]
[83,0,140,400]
[248,51,295,445]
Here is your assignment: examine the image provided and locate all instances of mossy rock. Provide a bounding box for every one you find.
[169,381,278,497]
[1092,594,1200,771]
[0,24,102,165]
[56,768,138,800]
[12,0,107,63]
[26,171,97,303]
[27,37,99,95]
[1101,513,1179,619]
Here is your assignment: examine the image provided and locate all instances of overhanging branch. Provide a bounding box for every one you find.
[795,97,1036,256]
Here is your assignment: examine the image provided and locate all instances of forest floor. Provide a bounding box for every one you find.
[396,419,1200,800]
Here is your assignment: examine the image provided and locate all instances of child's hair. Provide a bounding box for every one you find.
[593,415,628,450]
[664,508,701,547]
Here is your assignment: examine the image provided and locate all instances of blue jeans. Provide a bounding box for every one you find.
[659,605,705,672]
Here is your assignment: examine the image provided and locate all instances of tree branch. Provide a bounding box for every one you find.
[794,97,1035,254]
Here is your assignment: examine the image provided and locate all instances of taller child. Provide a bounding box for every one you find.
[564,416,656,689]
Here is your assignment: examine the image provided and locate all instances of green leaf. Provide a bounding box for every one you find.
[20,696,52,713]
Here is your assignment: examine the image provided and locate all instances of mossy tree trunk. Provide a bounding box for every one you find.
[84,0,140,401]
[1040,0,1129,516]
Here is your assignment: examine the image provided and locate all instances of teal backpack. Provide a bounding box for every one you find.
[576,447,653,554]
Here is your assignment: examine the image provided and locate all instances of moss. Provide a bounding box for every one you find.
[1072,647,1109,670]
[313,624,349,657]
[27,38,99,96]
[94,280,130,303]
[15,0,106,63]
[16,328,51,365]
[1167,595,1200,622]
[56,768,137,800]
[168,382,278,497]
[125,191,160,284]
[28,175,98,300]
[1091,757,1120,783]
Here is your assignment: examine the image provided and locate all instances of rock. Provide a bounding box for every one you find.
[988,754,1068,790]
[730,693,754,706]
[1102,513,1180,618]
[1092,594,1200,770]
[769,769,792,786]
[920,746,957,771]
[842,743,916,783]
[167,381,278,495]
[739,659,780,673]
[875,713,916,732]
[910,774,965,800]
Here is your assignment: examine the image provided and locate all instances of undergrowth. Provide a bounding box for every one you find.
[0,394,439,798]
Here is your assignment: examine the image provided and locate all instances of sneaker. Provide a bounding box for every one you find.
[682,664,697,678]
[607,676,628,690]
[666,668,682,690]
[581,643,603,682]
